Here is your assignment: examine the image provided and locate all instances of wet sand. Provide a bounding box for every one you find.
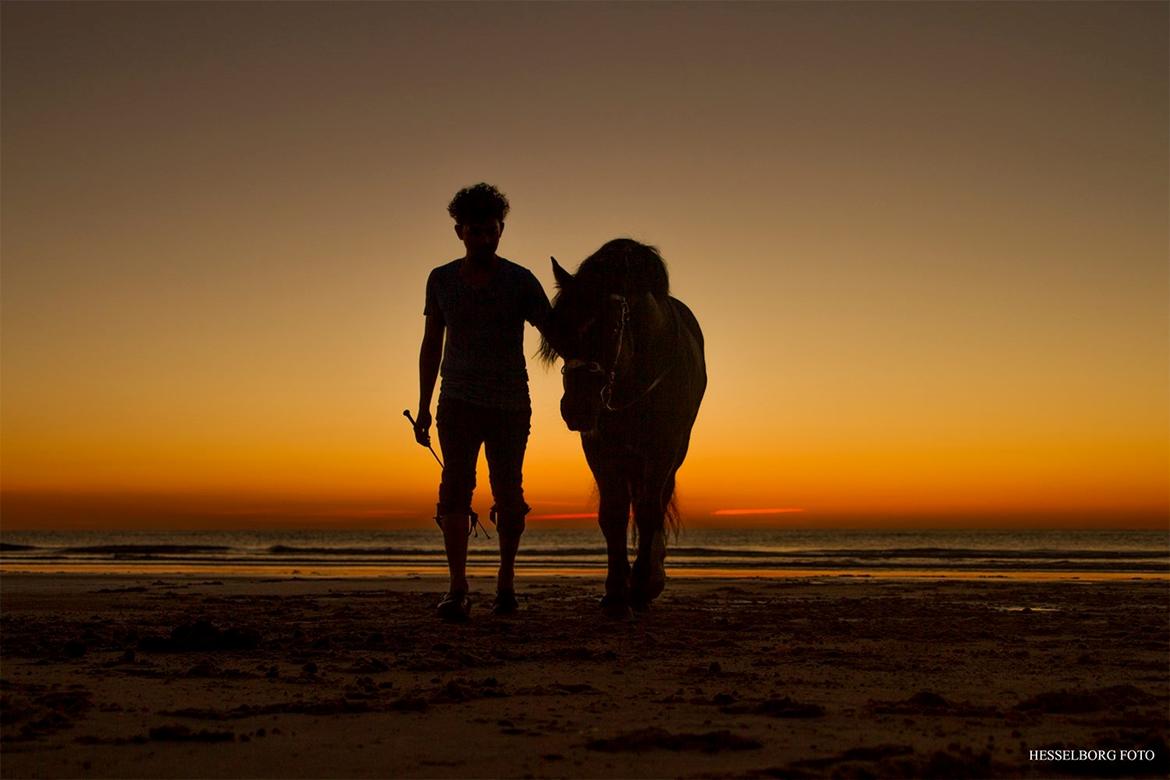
[2,573,1167,778]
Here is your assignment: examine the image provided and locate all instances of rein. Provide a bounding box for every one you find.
[562,294,673,412]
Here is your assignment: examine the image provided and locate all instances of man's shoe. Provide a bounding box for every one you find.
[436,591,471,623]
[491,590,519,615]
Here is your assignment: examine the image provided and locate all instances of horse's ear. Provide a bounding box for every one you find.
[551,256,573,289]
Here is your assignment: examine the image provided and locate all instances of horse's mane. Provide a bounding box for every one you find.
[573,238,670,300]
[537,238,670,364]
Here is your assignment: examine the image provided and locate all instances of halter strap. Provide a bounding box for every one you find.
[562,358,604,374]
[602,364,672,412]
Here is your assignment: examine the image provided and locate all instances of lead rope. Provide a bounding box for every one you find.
[470,511,490,540]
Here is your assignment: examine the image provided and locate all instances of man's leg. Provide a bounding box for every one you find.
[435,398,483,605]
[484,405,531,605]
[438,513,471,594]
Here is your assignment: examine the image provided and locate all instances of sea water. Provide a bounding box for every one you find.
[1,527,1166,578]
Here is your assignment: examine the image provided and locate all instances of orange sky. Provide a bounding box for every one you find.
[2,2,1167,530]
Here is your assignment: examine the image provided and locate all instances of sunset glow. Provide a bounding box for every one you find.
[713,509,806,516]
[2,2,1166,531]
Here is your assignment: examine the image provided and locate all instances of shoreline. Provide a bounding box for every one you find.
[2,564,1167,581]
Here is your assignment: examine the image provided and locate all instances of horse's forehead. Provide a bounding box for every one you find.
[554,289,595,316]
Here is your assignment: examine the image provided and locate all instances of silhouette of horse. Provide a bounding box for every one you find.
[539,239,706,617]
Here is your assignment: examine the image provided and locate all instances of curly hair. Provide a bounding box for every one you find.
[447,183,510,224]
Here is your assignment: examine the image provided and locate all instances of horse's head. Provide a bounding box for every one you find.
[539,241,670,433]
[540,258,622,432]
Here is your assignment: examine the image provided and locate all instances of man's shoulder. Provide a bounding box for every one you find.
[497,257,540,282]
[431,259,462,274]
[427,259,463,284]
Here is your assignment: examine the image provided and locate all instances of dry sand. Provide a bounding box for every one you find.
[2,573,1167,778]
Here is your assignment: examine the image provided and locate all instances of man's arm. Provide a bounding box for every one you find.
[415,313,444,445]
[525,272,553,338]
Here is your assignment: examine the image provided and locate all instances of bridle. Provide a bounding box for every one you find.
[561,294,671,412]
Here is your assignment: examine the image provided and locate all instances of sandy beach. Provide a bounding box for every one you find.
[2,573,1167,778]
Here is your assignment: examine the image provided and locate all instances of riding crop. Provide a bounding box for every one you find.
[403,409,444,469]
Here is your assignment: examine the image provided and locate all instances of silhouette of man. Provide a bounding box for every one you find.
[414,183,550,622]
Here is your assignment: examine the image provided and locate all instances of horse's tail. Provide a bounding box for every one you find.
[665,491,681,540]
[607,475,680,544]
[628,489,680,544]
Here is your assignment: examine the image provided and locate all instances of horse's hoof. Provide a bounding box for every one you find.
[632,540,667,604]
[600,594,634,620]
[630,569,665,607]
[605,605,634,620]
[632,579,664,604]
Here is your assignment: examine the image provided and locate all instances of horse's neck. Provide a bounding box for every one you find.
[634,295,676,366]
[646,295,674,340]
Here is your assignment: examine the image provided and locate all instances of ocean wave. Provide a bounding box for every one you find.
[267,545,412,555]
[1,532,1165,575]
[665,547,1170,561]
[1,543,1165,562]
[258,545,1166,560]
[58,545,233,555]
[0,556,1166,573]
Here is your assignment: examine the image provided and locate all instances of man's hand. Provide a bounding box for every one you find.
[413,408,433,446]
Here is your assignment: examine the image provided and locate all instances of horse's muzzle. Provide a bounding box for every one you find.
[562,413,596,433]
[560,404,597,433]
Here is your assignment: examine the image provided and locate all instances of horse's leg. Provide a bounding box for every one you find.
[630,504,665,610]
[584,436,633,618]
[597,475,633,618]
[630,461,678,610]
